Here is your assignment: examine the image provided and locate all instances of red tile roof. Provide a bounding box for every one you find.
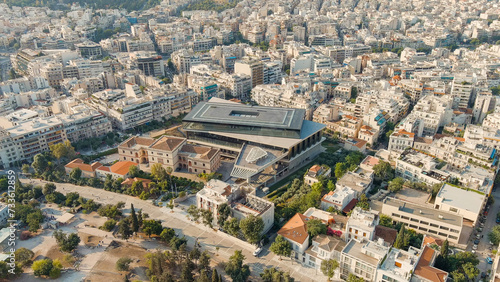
[65,158,102,172]
[414,246,448,282]
[278,213,309,245]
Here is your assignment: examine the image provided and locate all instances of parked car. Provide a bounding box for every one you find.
[486,257,493,264]
[481,272,487,278]
[472,244,478,250]
[474,239,480,245]
[253,247,263,257]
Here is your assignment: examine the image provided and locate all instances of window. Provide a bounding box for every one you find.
[449,207,458,213]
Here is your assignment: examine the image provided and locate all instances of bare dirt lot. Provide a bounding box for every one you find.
[84,241,150,282]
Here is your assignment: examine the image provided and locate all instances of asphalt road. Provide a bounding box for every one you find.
[21,178,330,282]
[465,187,500,280]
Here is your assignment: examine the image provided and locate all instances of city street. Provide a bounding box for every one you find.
[465,187,500,279]
[21,178,329,282]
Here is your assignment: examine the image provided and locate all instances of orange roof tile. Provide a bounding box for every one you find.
[392,129,415,138]
[414,246,448,282]
[150,136,185,151]
[278,213,309,245]
[99,161,137,176]
[65,158,102,172]
[309,165,321,173]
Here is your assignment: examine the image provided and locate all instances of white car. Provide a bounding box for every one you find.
[253,247,263,257]
[473,244,478,250]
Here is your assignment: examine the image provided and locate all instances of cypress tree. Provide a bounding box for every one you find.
[394,224,405,249]
[130,204,139,233]
[211,269,218,282]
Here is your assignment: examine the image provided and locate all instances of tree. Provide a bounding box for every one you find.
[217,203,231,227]
[440,239,449,258]
[187,205,201,222]
[128,165,139,177]
[32,154,49,175]
[489,225,500,245]
[451,270,466,282]
[197,269,210,282]
[142,220,163,238]
[116,257,133,271]
[100,219,117,231]
[373,161,394,181]
[151,163,167,181]
[462,262,479,280]
[224,217,240,237]
[167,199,174,212]
[321,259,339,281]
[225,250,250,282]
[306,219,326,238]
[32,259,53,277]
[27,211,43,232]
[15,248,34,267]
[334,162,347,179]
[199,251,211,271]
[394,224,405,249]
[201,209,214,228]
[160,227,176,242]
[269,235,291,260]
[327,180,335,191]
[379,214,393,228]
[22,164,31,174]
[239,215,264,244]
[53,231,81,253]
[42,183,56,195]
[212,269,219,282]
[50,143,68,164]
[388,177,404,193]
[130,204,139,233]
[69,168,82,182]
[347,274,365,282]
[119,218,133,240]
[260,267,294,282]
[180,260,195,282]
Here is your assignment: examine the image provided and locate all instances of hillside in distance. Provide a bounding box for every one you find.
[4,0,162,11]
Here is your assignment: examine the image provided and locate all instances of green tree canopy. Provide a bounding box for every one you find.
[225,250,250,282]
[239,215,264,244]
[269,235,292,259]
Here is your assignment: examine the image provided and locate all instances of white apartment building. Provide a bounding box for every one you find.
[336,170,373,197]
[381,197,463,244]
[375,247,420,282]
[304,164,331,185]
[305,234,346,275]
[341,239,389,281]
[395,149,449,185]
[321,187,356,212]
[0,116,67,168]
[345,207,379,242]
[87,86,196,131]
[251,84,314,119]
[196,180,274,232]
[434,184,485,225]
[451,75,475,109]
